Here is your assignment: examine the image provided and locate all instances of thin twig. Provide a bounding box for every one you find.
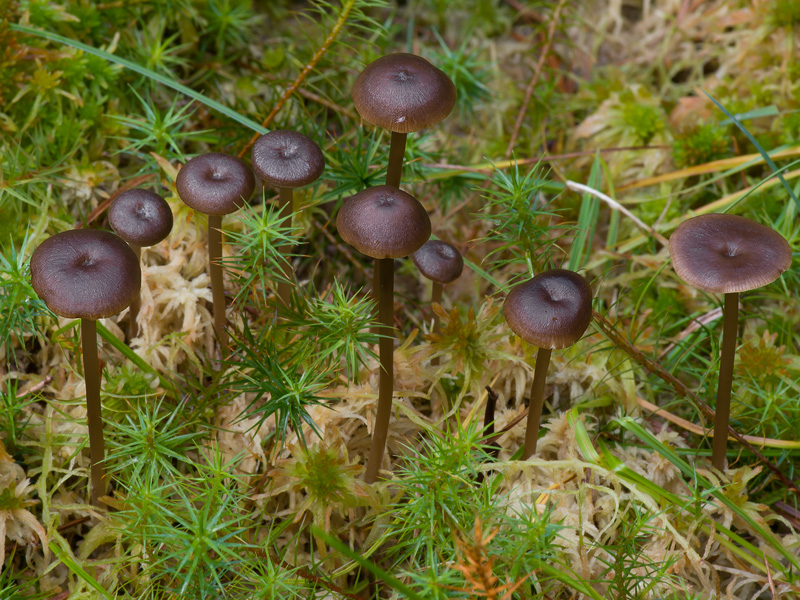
[592,309,800,496]
[565,180,670,248]
[504,0,568,159]
[238,0,358,158]
[15,375,53,399]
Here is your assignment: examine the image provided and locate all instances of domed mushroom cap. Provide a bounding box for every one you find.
[108,188,173,248]
[503,269,593,350]
[251,130,325,189]
[176,152,255,216]
[337,185,431,259]
[31,229,141,320]
[352,53,457,134]
[413,240,463,284]
[669,213,792,294]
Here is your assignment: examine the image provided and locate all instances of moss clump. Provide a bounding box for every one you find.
[672,123,730,168]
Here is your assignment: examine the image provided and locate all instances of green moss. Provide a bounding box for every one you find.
[672,123,730,168]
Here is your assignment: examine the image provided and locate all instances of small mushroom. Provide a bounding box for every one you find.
[353,53,456,188]
[176,152,255,352]
[108,188,173,339]
[412,239,463,365]
[31,229,141,506]
[337,185,431,482]
[503,269,593,459]
[669,213,791,470]
[251,130,325,305]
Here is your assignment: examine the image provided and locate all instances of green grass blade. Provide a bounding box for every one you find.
[568,153,601,271]
[704,91,800,211]
[311,526,425,600]
[540,564,605,600]
[9,24,268,135]
[49,539,113,599]
[96,321,177,396]
[615,416,800,572]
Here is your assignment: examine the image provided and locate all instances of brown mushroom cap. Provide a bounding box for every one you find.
[337,185,431,259]
[31,229,141,320]
[412,239,463,284]
[251,130,325,189]
[352,53,457,134]
[176,152,255,216]
[108,188,173,248]
[669,213,792,294]
[503,269,593,350]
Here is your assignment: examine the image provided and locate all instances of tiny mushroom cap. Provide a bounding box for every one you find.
[31,229,141,320]
[669,213,792,294]
[503,269,593,350]
[251,130,325,189]
[413,239,463,284]
[337,185,431,259]
[108,188,173,248]
[176,152,255,216]
[352,53,457,134]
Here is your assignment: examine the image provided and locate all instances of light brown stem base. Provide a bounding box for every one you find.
[522,347,552,459]
[208,214,227,353]
[277,187,294,306]
[128,245,142,341]
[81,318,106,506]
[364,257,394,483]
[385,131,407,189]
[712,292,739,471]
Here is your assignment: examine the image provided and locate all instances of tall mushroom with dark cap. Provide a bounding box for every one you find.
[337,185,431,482]
[251,130,325,305]
[669,213,791,470]
[108,188,173,339]
[413,239,463,365]
[353,53,456,189]
[503,269,593,459]
[31,229,141,506]
[176,152,255,352]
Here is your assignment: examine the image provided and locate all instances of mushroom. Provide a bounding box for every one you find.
[503,269,593,459]
[108,188,173,339]
[669,213,791,470]
[353,53,456,188]
[30,229,141,506]
[251,130,325,305]
[176,152,255,352]
[353,53,455,310]
[337,185,431,482]
[412,239,463,365]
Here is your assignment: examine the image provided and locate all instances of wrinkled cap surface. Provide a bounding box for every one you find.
[669,213,792,294]
[352,53,457,134]
[31,229,141,320]
[176,152,255,216]
[503,269,593,350]
[108,188,173,247]
[337,185,431,259]
[251,130,325,189]
[412,239,464,284]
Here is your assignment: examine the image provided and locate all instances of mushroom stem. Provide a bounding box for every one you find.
[207,214,228,352]
[277,187,294,306]
[81,318,106,506]
[523,347,552,459]
[365,257,394,483]
[385,131,407,188]
[128,245,142,340]
[431,281,443,367]
[712,292,739,470]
